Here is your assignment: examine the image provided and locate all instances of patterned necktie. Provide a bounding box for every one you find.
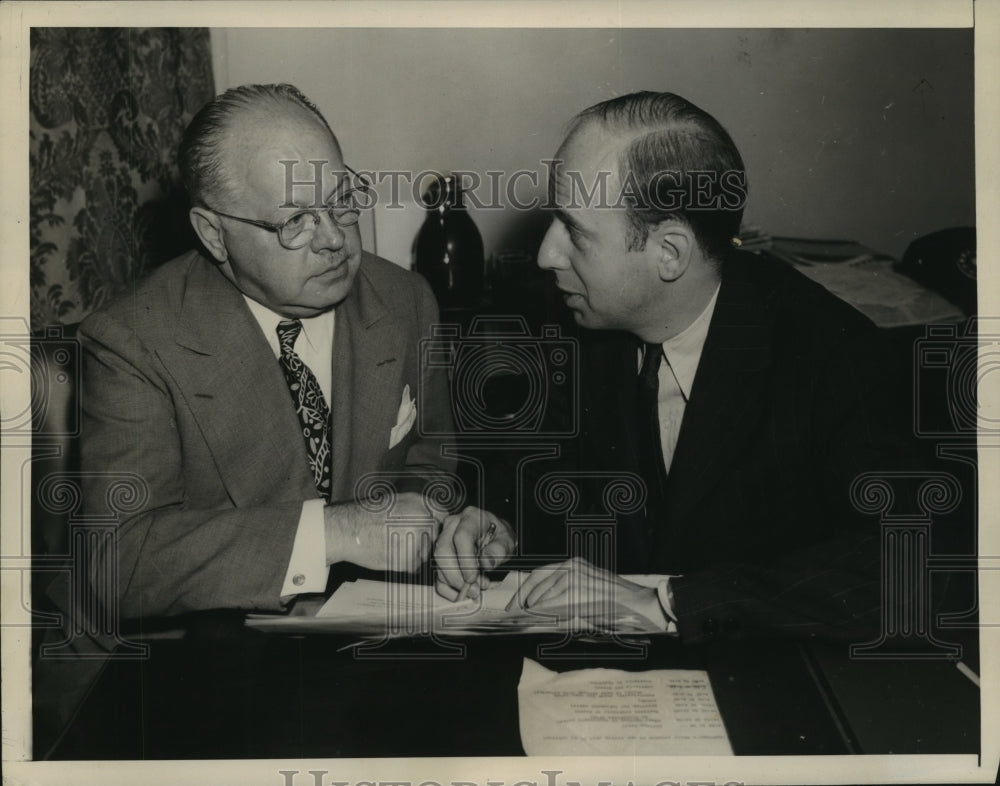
[276,319,332,500]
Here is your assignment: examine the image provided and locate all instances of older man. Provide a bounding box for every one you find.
[79,84,513,619]
[514,92,902,643]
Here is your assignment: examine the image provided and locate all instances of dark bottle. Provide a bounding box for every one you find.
[413,174,485,309]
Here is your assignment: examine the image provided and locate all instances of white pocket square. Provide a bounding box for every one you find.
[389,384,417,449]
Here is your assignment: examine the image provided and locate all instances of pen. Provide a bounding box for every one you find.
[456,520,497,602]
[955,660,980,688]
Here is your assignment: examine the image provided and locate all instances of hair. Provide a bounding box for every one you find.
[178,83,336,208]
[567,91,747,261]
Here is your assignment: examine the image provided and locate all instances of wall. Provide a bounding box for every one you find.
[211,27,974,268]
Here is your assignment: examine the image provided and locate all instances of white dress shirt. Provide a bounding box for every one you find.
[641,284,721,626]
[243,296,334,598]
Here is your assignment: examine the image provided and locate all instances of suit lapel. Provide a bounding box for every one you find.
[160,254,316,506]
[330,256,406,500]
[661,260,774,524]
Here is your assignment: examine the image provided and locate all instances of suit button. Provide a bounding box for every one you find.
[724,616,740,634]
[292,574,306,586]
[702,618,718,637]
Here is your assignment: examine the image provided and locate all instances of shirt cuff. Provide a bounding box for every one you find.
[280,499,330,598]
[622,573,677,634]
[656,578,678,623]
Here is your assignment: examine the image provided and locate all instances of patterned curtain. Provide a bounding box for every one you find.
[30,28,215,328]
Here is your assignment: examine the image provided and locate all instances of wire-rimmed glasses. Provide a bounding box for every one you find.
[206,165,374,250]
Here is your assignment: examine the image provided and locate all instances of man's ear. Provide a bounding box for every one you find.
[648,220,693,282]
[189,207,228,264]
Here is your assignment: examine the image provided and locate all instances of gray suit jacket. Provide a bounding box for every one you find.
[79,249,454,618]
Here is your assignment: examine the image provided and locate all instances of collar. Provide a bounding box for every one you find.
[660,283,721,400]
[242,295,335,358]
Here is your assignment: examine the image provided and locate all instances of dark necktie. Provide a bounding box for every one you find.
[635,343,669,544]
[276,319,332,500]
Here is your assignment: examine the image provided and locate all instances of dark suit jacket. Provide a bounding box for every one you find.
[78,249,454,618]
[553,253,907,644]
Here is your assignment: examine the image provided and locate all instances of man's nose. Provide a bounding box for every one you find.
[310,210,347,252]
[537,223,569,270]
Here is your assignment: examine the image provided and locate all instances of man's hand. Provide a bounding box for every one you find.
[505,557,667,627]
[324,491,445,573]
[434,506,516,601]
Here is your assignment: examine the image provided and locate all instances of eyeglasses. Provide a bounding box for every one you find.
[206,165,375,250]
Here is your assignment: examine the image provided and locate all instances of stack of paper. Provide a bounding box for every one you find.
[247,572,666,636]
